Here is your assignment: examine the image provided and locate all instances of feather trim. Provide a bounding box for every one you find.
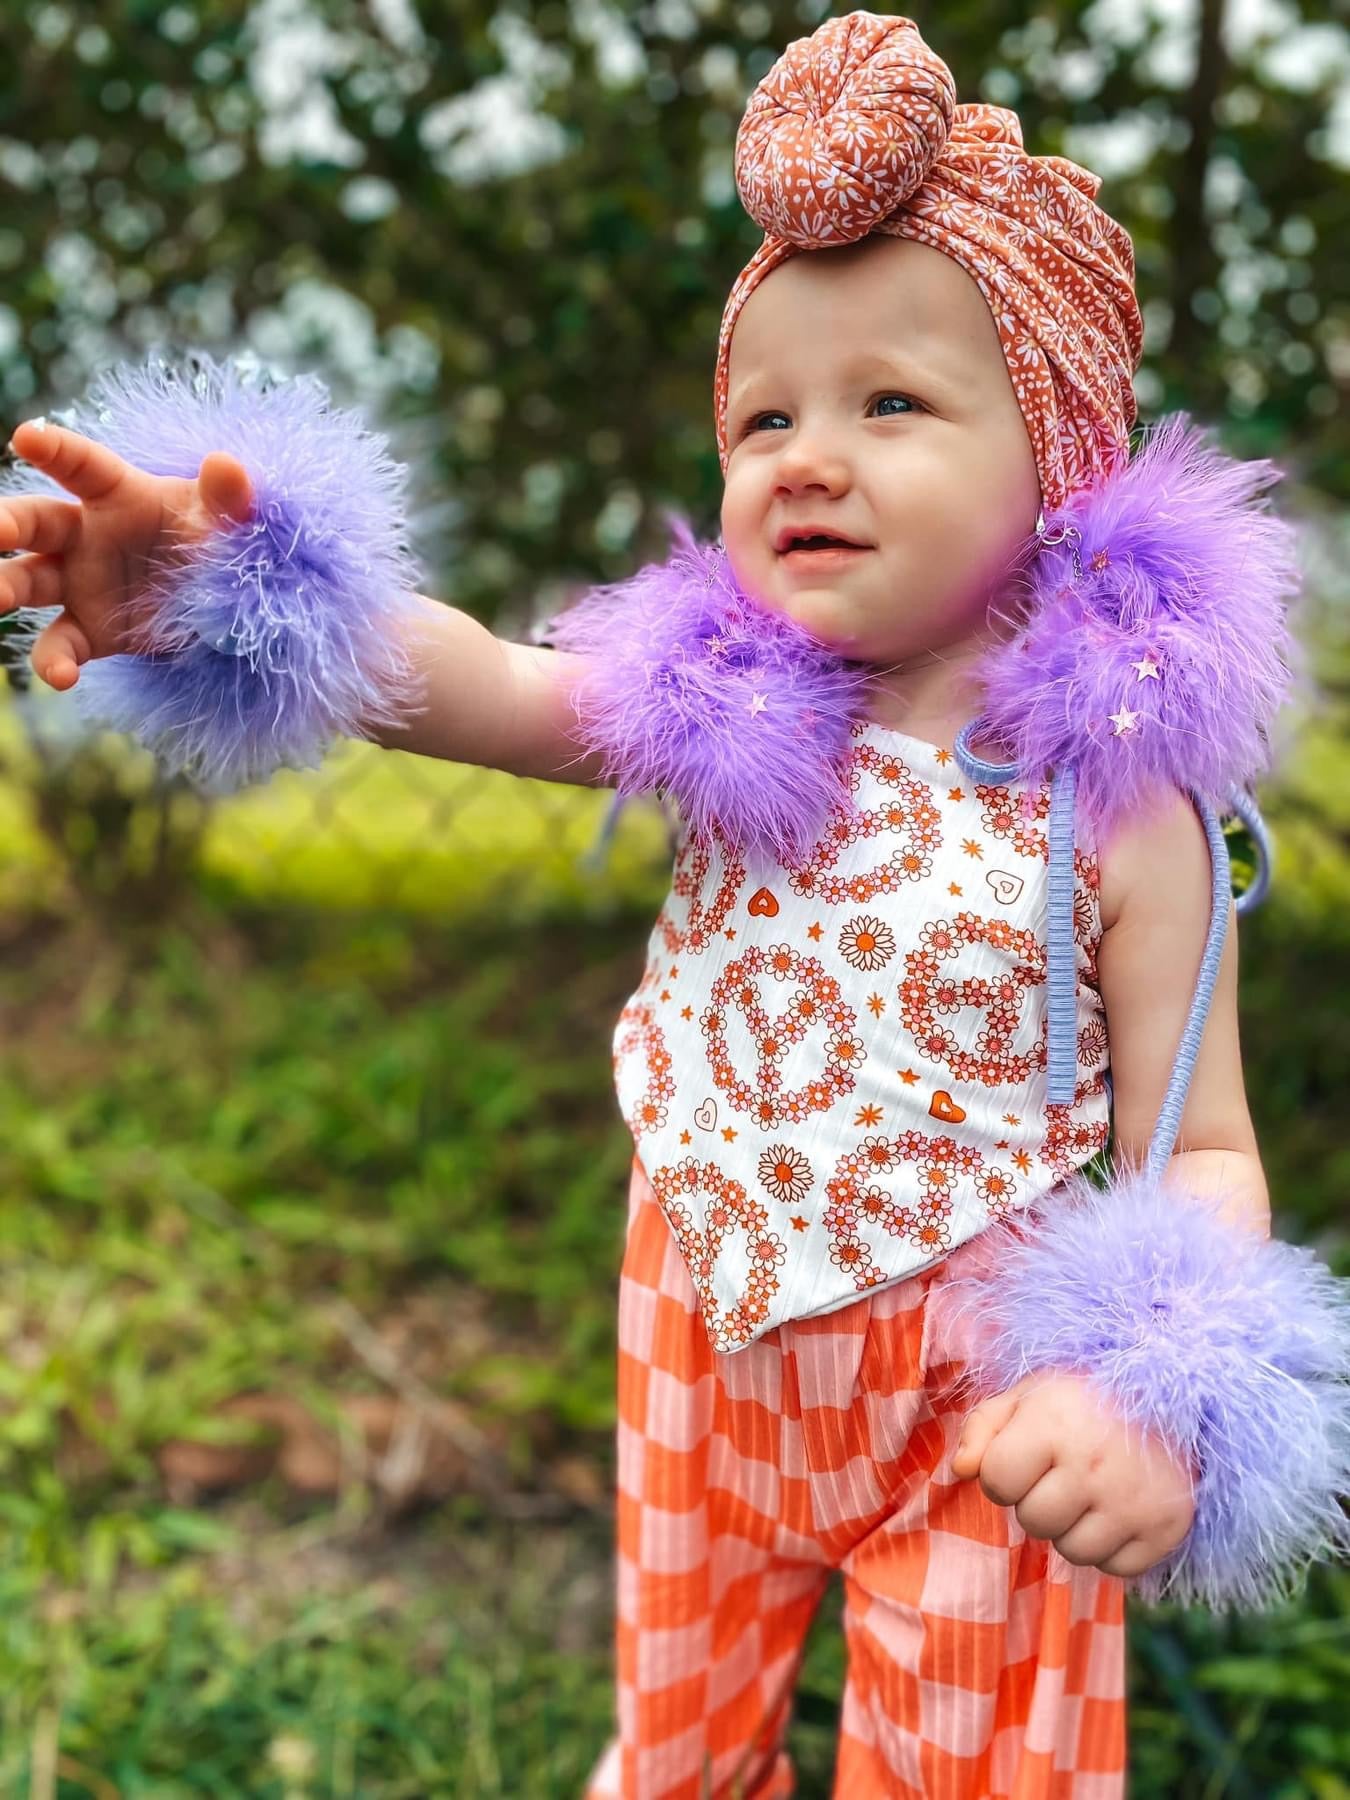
[550,414,1301,858]
[925,1167,1350,1612]
[545,513,874,862]
[11,350,426,794]
[975,412,1303,847]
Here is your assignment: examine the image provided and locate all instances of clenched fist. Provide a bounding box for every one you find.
[950,1370,1197,1579]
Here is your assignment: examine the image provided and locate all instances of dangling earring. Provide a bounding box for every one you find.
[1034,507,1084,584]
[703,532,728,595]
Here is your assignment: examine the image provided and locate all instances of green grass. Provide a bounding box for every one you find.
[0,898,633,1792]
[0,697,1347,1792]
[0,896,853,1794]
[0,1510,626,1797]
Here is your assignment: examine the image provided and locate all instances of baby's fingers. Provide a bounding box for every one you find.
[9,417,134,506]
[1048,1509,1133,1570]
[30,607,92,691]
[0,495,83,558]
[951,1373,1039,1482]
[0,549,65,615]
[196,450,254,528]
[1013,1466,1093,1541]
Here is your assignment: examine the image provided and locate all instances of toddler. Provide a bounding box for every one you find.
[3,12,1337,1800]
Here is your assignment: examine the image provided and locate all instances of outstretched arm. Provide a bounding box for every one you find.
[362,594,611,789]
[5,409,613,792]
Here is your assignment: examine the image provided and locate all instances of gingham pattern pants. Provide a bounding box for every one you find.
[584,1157,1127,1799]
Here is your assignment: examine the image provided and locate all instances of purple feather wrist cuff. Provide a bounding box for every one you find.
[925,1169,1350,1612]
[17,350,427,793]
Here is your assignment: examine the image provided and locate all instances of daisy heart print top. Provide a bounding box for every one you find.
[611,720,1112,1354]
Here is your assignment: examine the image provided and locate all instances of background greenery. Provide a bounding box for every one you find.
[0,0,1347,1793]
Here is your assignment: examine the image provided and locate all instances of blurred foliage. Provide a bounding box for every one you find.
[0,0,1345,624]
[0,683,676,920]
[0,0,1347,919]
[0,0,1347,1792]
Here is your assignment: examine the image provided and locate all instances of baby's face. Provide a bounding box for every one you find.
[720,235,1042,667]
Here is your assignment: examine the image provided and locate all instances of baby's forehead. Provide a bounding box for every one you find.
[726,236,996,382]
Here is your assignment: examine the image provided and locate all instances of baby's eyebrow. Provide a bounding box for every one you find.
[843,348,952,384]
[728,346,959,415]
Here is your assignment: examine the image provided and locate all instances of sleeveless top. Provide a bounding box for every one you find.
[611,720,1113,1353]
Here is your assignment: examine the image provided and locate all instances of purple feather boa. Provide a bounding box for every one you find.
[975,412,1303,847]
[11,350,426,793]
[925,1169,1350,1612]
[549,413,1301,860]
[545,513,874,862]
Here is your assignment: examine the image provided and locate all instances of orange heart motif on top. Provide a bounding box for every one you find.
[817,1130,1021,1295]
[747,886,779,918]
[656,823,748,957]
[898,912,1048,1086]
[786,742,943,906]
[929,1090,966,1124]
[649,1157,787,1351]
[701,944,863,1129]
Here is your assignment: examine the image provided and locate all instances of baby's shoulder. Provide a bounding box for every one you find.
[1096,786,1212,934]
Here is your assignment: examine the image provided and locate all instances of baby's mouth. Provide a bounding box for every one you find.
[778,536,873,569]
[776,529,871,553]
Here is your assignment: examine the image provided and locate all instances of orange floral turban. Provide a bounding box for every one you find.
[714,10,1145,515]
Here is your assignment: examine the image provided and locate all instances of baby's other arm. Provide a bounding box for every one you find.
[361,595,609,788]
[1095,787,1270,1236]
[954,790,1292,1574]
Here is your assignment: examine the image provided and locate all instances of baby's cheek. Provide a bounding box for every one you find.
[720,536,770,603]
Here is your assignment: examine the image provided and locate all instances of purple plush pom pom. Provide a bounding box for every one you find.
[927,1168,1350,1612]
[21,350,425,793]
[976,412,1303,847]
[546,514,874,862]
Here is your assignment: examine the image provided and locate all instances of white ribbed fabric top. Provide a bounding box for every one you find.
[612,720,1112,1352]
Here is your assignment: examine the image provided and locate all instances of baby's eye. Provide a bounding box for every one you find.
[739,394,922,437]
[744,410,790,434]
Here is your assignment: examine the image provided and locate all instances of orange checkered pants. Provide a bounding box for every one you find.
[583,1158,1127,1799]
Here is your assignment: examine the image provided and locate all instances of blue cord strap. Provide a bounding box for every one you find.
[581,790,627,874]
[952,721,1022,787]
[954,719,1079,1108]
[954,721,1263,1180]
[1044,779,1232,1173]
[1044,763,1081,1110]
[1228,784,1273,916]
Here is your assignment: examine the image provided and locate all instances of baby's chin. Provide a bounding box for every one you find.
[728,552,893,658]
[776,584,877,656]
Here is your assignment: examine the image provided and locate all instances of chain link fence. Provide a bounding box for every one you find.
[1,492,1343,929]
[0,676,674,925]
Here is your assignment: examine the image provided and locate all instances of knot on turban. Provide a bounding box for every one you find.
[735,11,956,246]
[716,10,1145,515]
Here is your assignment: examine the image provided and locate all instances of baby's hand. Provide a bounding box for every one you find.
[950,1371,1196,1579]
[2,418,253,690]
